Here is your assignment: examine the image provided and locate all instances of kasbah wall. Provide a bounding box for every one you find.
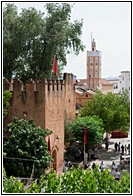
[3,73,76,175]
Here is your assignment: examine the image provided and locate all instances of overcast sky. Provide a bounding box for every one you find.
[2,1,131,79]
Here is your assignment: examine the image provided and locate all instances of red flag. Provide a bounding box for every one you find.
[52,55,59,77]
[48,136,51,154]
[84,125,87,144]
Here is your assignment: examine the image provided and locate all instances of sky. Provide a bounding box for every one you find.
[2,1,131,79]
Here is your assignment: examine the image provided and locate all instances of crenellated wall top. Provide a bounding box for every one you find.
[3,73,74,92]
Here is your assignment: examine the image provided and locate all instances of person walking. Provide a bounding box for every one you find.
[127,144,130,155]
[112,162,118,170]
[114,142,118,152]
[124,144,127,154]
[111,161,115,169]
[92,162,96,170]
[99,161,104,171]
[118,142,121,154]
[78,149,82,161]
[121,145,125,155]
[84,163,88,170]
[88,163,92,170]
[105,140,109,151]
[111,167,116,177]
[114,168,120,181]
[120,159,125,170]
[68,161,72,170]
[94,147,99,158]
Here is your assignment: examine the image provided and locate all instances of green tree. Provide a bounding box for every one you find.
[3,90,12,117]
[28,166,130,193]
[64,123,76,145]
[3,168,25,193]
[80,90,130,134]
[3,117,52,178]
[3,3,85,82]
[66,116,104,147]
[3,166,130,193]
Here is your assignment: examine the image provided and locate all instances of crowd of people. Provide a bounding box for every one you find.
[104,140,130,155]
[63,156,129,182]
[114,142,130,155]
[63,152,129,181]
[75,147,99,162]
[78,160,121,181]
[63,137,130,182]
[90,146,99,159]
[63,159,73,172]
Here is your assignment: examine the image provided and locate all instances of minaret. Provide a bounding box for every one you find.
[92,39,96,51]
[87,36,101,90]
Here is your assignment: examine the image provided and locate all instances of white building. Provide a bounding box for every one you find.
[118,71,130,92]
[106,71,130,94]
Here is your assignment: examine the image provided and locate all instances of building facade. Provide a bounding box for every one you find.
[3,73,76,175]
[87,39,102,90]
[106,71,130,94]
[118,71,130,92]
[105,77,119,94]
[75,86,96,107]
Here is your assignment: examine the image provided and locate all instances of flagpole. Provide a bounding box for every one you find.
[84,142,85,165]
[84,125,87,165]
[51,55,58,79]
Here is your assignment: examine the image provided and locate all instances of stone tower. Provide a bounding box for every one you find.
[3,73,76,175]
[87,38,101,90]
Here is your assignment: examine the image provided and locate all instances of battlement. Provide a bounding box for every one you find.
[3,73,73,92]
[3,72,76,177]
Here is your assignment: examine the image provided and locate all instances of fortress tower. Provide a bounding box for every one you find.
[3,73,76,175]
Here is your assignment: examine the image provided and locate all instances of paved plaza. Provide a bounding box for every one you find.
[89,133,130,174]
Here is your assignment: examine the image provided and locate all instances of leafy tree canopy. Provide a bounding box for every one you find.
[3,166,130,193]
[66,116,105,147]
[3,90,12,117]
[3,3,85,82]
[80,90,130,133]
[3,117,53,178]
[3,168,25,193]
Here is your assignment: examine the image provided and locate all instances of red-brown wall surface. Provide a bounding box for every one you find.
[3,73,76,175]
[64,73,76,123]
[76,92,93,107]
